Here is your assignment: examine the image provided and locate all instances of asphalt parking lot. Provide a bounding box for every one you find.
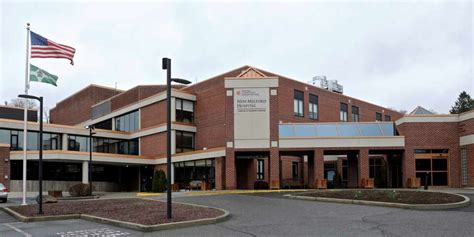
[1,192,473,236]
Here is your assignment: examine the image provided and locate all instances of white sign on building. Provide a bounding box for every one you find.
[234,88,269,113]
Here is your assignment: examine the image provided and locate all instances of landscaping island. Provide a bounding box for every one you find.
[289,190,470,210]
[6,198,228,230]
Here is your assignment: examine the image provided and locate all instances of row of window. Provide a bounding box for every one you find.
[0,129,61,151]
[115,110,140,132]
[67,135,139,155]
[293,90,391,122]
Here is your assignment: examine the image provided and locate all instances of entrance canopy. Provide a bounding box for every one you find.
[279,122,404,149]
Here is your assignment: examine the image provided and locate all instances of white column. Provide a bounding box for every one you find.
[171,130,176,154]
[111,118,116,131]
[171,164,175,184]
[171,97,176,122]
[62,133,68,150]
[82,161,89,184]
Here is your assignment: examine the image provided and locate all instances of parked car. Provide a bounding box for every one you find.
[0,183,8,203]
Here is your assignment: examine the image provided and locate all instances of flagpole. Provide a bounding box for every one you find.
[22,23,31,206]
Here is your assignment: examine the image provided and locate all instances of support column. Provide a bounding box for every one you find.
[359,149,370,188]
[303,155,309,187]
[225,148,236,189]
[171,163,174,184]
[62,133,68,150]
[403,149,415,188]
[82,161,89,184]
[215,157,225,190]
[348,154,358,188]
[270,148,280,189]
[313,149,324,188]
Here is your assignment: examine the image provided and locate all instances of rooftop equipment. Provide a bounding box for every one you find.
[309,75,344,94]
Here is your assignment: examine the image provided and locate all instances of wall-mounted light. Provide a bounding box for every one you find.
[4,158,9,162]
[4,175,9,180]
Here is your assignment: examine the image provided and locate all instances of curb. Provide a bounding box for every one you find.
[1,203,229,232]
[184,189,311,196]
[286,192,471,210]
[136,193,162,197]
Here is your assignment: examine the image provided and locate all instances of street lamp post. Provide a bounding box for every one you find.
[18,94,43,214]
[162,58,191,219]
[85,125,96,196]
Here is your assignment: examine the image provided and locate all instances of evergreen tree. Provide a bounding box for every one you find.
[152,170,167,192]
[450,91,474,114]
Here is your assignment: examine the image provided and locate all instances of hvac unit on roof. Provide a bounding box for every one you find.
[309,75,343,94]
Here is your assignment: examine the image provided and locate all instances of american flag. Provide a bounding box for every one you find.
[30,31,76,65]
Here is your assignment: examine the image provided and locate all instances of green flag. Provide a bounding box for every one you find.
[30,64,58,86]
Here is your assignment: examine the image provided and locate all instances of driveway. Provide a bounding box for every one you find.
[0,192,473,236]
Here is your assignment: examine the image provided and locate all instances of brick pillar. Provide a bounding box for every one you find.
[215,157,225,190]
[225,148,236,189]
[0,145,10,190]
[269,148,280,189]
[359,149,369,187]
[403,149,415,188]
[313,149,324,181]
[348,154,358,188]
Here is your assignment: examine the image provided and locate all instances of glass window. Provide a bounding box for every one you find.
[309,94,318,120]
[461,148,468,186]
[294,125,316,137]
[384,115,391,121]
[416,159,431,171]
[359,123,383,136]
[176,131,195,153]
[176,98,195,123]
[316,124,338,136]
[351,106,359,122]
[257,159,264,180]
[292,162,299,179]
[114,110,139,132]
[338,124,360,136]
[376,112,382,122]
[432,158,447,171]
[0,129,9,144]
[340,103,348,122]
[279,125,295,137]
[379,123,395,136]
[294,90,304,117]
[94,119,112,130]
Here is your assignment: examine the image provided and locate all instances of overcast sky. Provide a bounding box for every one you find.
[1,0,472,114]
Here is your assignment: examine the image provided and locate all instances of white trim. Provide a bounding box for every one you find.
[130,124,196,139]
[234,139,270,149]
[224,77,279,88]
[395,116,459,125]
[279,137,405,148]
[155,149,226,164]
[395,110,474,125]
[460,134,474,146]
[9,152,156,165]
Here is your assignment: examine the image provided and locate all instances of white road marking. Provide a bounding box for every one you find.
[3,223,32,237]
[56,227,130,237]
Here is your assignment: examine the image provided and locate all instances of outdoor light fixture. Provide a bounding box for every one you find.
[18,94,44,214]
[85,125,96,196]
[162,57,191,219]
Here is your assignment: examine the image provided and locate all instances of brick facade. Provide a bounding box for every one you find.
[140,133,167,157]
[50,85,121,125]
[0,145,10,189]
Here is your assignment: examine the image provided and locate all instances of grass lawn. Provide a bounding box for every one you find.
[298,190,465,204]
[9,198,224,225]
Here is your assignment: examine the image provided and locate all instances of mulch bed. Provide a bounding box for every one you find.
[9,198,224,225]
[298,190,465,204]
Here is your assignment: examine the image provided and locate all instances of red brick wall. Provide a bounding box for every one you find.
[0,146,10,190]
[215,157,225,190]
[140,101,166,129]
[359,149,369,187]
[50,85,121,125]
[459,118,474,137]
[281,156,301,179]
[140,133,166,157]
[397,122,460,187]
[277,78,402,123]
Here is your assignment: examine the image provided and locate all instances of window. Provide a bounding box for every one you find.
[292,162,299,179]
[294,90,304,117]
[461,148,468,186]
[11,131,19,150]
[369,158,383,179]
[384,115,391,121]
[309,94,318,120]
[174,159,215,189]
[340,103,348,122]
[115,110,139,132]
[94,119,112,130]
[375,112,382,122]
[68,135,89,152]
[351,106,359,122]
[257,159,264,180]
[415,149,449,186]
[176,99,194,123]
[176,131,195,153]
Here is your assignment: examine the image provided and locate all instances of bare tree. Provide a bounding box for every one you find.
[10,98,37,109]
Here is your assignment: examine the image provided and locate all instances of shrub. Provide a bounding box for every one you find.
[69,183,91,197]
[254,180,269,190]
[333,173,343,189]
[152,170,167,192]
